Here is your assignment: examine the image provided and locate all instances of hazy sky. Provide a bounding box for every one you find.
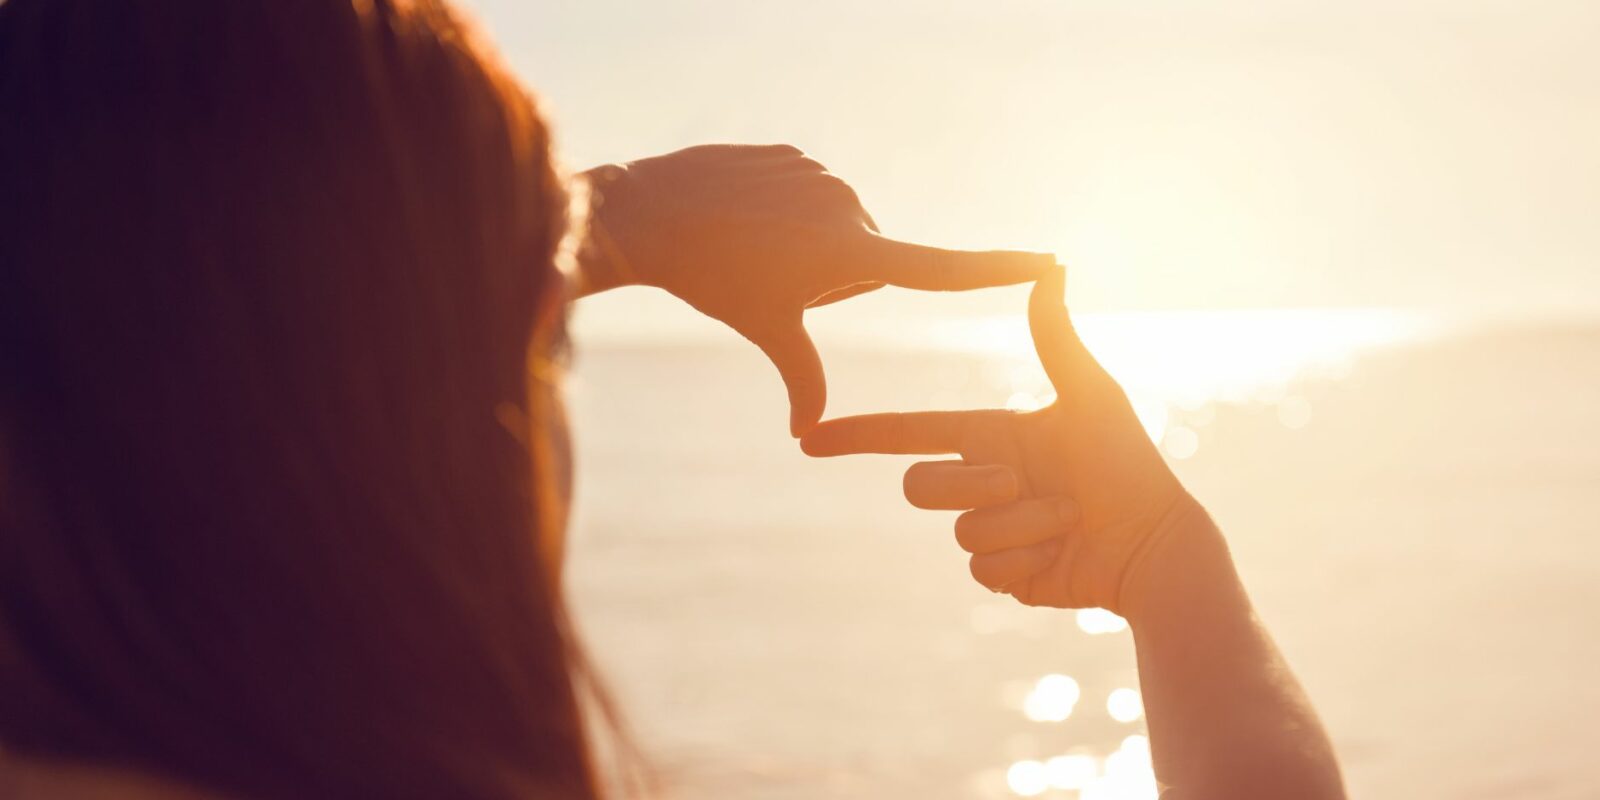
[464,0,1599,316]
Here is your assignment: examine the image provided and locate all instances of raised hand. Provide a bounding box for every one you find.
[579,144,1054,436]
[800,267,1200,614]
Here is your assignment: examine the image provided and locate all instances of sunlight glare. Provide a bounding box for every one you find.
[1006,391,1045,412]
[1132,398,1169,444]
[1107,687,1144,723]
[1162,425,1199,459]
[1006,759,1050,797]
[926,308,1440,412]
[1075,608,1129,635]
[1045,754,1099,790]
[1022,673,1080,722]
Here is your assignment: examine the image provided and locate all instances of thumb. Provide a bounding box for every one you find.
[750,320,826,437]
[1027,265,1090,397]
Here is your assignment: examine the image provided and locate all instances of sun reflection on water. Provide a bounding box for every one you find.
[936,308,1438,398]
[1074,608,1129,635]
[1021,673,1081,723]
[1006,759,1051,797]
[999,730,1159,799]
[925,308,1441,455]
[1106,688,1144,724]
[1044,753,1098,790]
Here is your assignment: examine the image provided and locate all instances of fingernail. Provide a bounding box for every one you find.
[987,468,1016,498]
[1057,498,1080,525]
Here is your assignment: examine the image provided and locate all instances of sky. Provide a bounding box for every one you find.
[462,0,1600,318]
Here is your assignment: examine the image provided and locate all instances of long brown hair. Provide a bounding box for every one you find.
[0,1,599,796]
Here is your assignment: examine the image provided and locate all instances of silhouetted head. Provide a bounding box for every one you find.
[0,1,595,796]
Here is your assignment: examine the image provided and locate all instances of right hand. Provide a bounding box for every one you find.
[800,267,1203,615]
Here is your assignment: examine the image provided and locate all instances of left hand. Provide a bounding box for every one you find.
[579,144,1053,436]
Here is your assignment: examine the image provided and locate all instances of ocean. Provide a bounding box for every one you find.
[562,288,1600,799]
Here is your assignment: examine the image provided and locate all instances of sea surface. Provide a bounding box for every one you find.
[563,290,1600,799]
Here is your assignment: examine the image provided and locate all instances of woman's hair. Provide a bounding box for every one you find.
[0,1,599,796]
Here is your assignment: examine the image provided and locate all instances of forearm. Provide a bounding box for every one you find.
[1123,503,1344,800]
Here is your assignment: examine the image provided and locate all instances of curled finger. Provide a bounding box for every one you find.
[954,495,1079,554]
[903,461,1018,510]
[969,539,1063,592]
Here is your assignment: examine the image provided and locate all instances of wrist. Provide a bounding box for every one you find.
[573,164,638,296]
[1117,496,1238,628]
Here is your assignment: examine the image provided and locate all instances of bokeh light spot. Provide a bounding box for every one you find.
[1006,759,1050,797]
[1107,687,1144,723]
[1022,673,1080,722]
[1045,753,1099,790]
[1163,425,1199,459]
[1076,608,1130,635]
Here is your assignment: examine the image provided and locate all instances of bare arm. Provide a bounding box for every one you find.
[1123,504,1343,799]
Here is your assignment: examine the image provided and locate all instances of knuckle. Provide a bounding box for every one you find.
[782,367,816,392]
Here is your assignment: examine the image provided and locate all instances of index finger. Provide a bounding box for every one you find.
[800,410,1007,457]
[853,234,1055,291]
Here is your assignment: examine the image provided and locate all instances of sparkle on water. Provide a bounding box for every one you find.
[1075,608,1130,635]
[925,307,1441,457]
[1004,731,1159,799]
[1045,753,1098,790]
[1006,759,1051,797]
[1107,687,1144,724]
[932,307,1438,401]
[1021,673,1081,723]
